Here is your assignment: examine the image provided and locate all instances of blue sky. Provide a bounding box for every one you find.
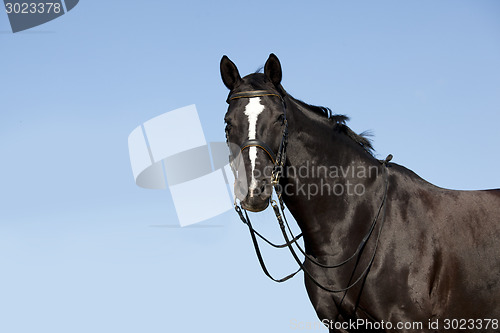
[1,1,499,332]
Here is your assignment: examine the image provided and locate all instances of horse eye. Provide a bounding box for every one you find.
[276,114,285,124]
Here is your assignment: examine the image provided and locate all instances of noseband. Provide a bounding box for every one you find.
[226,90,288,185]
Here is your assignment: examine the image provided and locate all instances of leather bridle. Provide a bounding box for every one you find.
[226,90,289,186]
[226,88,392,295]
[226,89,303,282]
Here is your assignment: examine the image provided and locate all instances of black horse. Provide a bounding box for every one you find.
[221,54,500,332]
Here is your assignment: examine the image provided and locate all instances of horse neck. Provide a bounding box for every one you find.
[281,97,384,257]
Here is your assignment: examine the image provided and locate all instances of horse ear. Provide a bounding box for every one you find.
[264,53,282,86]
[220,55,241,90]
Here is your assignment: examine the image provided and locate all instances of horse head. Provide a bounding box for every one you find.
[221,54,287,212]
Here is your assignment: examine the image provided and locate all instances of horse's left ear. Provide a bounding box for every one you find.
[264,53,282,86]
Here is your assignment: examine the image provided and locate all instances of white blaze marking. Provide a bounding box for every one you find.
[244,97,265,193]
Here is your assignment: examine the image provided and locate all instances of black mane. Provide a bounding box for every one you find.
[284,91,375,156]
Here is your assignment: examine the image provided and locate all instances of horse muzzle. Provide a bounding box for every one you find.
[236,178,273,212]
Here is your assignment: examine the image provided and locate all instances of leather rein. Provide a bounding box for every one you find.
[226,89,392,293]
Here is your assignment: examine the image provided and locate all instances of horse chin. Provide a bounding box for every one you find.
[241,197,270,212]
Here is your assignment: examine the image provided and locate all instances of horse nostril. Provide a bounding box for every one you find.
[258,179,271,198]
[235,180,248,199]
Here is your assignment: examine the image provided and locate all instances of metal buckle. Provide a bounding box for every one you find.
[270,199,279,209]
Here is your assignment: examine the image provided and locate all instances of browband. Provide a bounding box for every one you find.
[226,90,283,104]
